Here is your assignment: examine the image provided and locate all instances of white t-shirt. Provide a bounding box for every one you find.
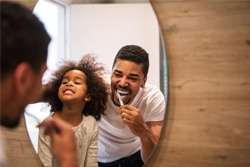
[97,83,166,163]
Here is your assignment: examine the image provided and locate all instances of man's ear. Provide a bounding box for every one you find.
[141,75,147,88]
[14,62,33,97]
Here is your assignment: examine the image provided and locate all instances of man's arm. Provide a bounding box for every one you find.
[140,121,163,162]
[118,105,163,162]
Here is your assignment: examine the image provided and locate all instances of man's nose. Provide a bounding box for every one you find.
[119,76,128,87]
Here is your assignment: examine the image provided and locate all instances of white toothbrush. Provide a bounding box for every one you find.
[117,91,124,106]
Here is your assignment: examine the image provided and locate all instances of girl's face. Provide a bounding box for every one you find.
[58,70,90,104]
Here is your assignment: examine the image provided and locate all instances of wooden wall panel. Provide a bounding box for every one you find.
[0,0,38,9]
[148,1,250,167]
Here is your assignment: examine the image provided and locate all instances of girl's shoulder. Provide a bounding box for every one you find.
[73,115,98,135]
[76,115,97,129]
[82,115,96,123]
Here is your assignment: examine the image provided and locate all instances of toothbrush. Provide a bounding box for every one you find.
[117,91,124,106]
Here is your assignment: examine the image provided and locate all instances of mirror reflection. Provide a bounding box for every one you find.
[25,0,167,166]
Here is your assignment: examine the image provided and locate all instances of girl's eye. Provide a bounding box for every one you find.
[74,80,83,84]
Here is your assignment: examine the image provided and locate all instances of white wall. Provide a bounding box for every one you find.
[70,3,160,88]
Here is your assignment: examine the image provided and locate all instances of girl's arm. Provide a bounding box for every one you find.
[38,125,53,167]
[85,120,98,167]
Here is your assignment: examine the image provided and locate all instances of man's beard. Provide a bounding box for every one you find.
[111,92,120,107]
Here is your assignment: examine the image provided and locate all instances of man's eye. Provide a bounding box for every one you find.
[114,73,123,77]
[129,78,138,81]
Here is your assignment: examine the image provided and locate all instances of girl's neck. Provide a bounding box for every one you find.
[52,106,83,127]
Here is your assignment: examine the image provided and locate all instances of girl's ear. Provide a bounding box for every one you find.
[84,94,91,102]
[14,62,33,97]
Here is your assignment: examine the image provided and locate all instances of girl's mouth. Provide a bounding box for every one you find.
[63,89,74,94]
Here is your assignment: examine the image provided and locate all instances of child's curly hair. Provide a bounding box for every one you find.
[42,54,109,121]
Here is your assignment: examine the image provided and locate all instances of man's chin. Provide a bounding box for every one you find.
[111,96,121,107]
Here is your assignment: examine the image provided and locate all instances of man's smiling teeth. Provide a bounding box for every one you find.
[117,89,128,98]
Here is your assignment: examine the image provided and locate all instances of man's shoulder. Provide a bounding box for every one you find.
[144,83,162,93]
[142,83,165,102]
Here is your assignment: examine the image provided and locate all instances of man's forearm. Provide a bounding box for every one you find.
[140,129,157,162]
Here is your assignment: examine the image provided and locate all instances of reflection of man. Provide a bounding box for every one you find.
[98,45,166,167]
[0,2,76,167]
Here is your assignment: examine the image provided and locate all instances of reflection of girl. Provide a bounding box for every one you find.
[38,55,109,167]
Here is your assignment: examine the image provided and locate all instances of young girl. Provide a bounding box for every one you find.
[38,55,109,167]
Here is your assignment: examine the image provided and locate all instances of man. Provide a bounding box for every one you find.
[0,2,76,167]
[98,45,166,167]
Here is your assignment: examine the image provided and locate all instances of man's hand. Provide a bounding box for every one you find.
[118,105,163,162]
[118,105,149,138]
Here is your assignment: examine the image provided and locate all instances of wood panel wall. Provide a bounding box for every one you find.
[0,0,38,9]
[147,1,250,167]
[1,0,250,167]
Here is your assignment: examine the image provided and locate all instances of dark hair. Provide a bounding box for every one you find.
[43,55,109,121]
[0,1,51,80]
[112,45,149,76]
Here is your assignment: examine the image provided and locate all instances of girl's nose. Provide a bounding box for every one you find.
[66,81,73,86]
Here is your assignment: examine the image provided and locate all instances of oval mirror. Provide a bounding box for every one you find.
[24,0,168,166]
